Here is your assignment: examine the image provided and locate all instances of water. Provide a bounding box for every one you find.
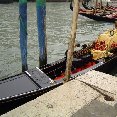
[0,2,117,79]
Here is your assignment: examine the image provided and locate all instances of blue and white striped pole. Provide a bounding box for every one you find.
[36,0,47,67]
[19,0,28,72]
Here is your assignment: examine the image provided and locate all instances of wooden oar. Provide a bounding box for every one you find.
[64,0,80,82]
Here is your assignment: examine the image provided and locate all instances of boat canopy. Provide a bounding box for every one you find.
[96,29,117,48]
[91,29,117,60]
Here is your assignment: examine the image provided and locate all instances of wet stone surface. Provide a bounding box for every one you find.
[71,100,117,117]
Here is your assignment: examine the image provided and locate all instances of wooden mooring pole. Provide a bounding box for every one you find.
[100,0,102,9]
[36,0,47,67]
[64,0,79,82]
[19,0,28,72]
[94,0,98,14]
[115,21,117,29]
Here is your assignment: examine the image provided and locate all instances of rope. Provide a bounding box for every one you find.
[79,80,115,101]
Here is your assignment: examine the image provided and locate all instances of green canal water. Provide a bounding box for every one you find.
[0,2,116,79]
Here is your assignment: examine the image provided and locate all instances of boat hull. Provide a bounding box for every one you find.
[79,13,116,23]
[0,82,62,115]
[0,53,117,115]
[0,69,63,115]
[0,0,13,4]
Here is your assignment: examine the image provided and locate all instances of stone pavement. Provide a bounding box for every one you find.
[72,97,117,117]
[1,70,117,117]
[78,70,117,98]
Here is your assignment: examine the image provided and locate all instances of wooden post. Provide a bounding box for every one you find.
[94,0,98,14]
[100,0,102,10]
[64,0,79,82]
[115,21,117,29]
[36,0,47,67]
[19,0,28,72]
[102,5,107,15]
[106,2,109,7]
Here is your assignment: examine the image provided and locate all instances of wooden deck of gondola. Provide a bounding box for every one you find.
[0,68,63,115]
[1,70,117,117]
[0,54,117,115]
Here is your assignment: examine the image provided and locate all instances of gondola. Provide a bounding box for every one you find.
[70,1,117,23]
[70,0,94,11]
[1,29,117,115]
[79,11,117,22]
[82,0,94,10]
[81,0,117,11]
[70,1,93,11]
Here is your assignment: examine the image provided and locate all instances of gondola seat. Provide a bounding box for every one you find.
[81,54,93,64]
[72,58,83,71]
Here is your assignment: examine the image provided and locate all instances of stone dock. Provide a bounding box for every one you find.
[1,70,117,117]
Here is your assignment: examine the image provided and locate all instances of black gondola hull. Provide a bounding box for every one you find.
[79,13,117,23]
[0,69,63,115]
[0,0,13,4]
[1,53,117,115]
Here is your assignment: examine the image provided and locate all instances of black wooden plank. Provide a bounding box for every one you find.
[71,61,104,79]
[27,68,55,88]
[0,73,39,99]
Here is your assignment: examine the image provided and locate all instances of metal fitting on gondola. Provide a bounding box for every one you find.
[110,30,114,36]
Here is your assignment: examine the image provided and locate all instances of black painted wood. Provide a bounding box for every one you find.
[79,13,116,23]
[0,0,13,4]
[27,68,52,88]
[0,73,39,99]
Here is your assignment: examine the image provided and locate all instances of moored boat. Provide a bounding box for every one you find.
[1,28,117,115]
[70,1,117,23]
[79,11,117,22]
[81,0,117,11]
